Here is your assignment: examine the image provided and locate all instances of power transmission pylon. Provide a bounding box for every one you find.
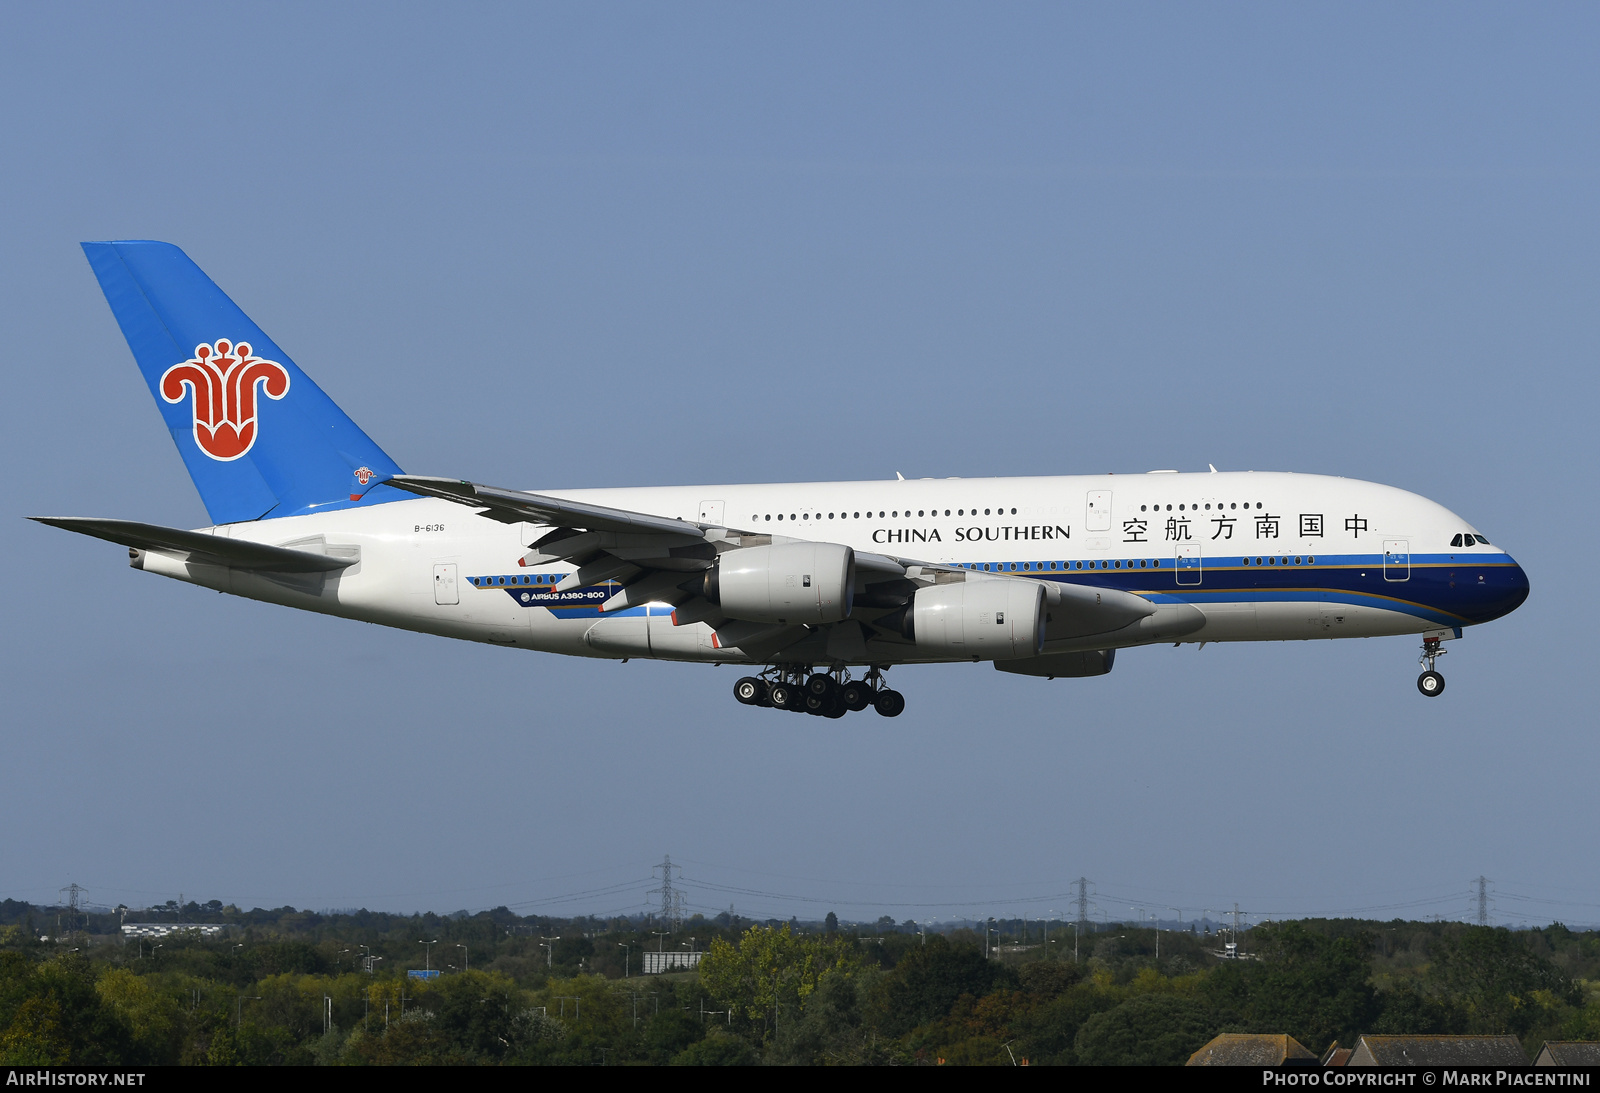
[650,855,686,930]
[1475,876,1491,926]
[59,884,87,943]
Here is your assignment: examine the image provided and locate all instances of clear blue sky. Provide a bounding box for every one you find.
[3,3,1596,928]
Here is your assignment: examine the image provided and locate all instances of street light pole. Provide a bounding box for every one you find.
[456,944,468,973]
[420,938,438,972]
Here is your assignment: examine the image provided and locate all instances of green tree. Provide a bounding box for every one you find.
[1372,982,1465,1035]
[2,955,135,1065]
[766,966,893,1065]
[699,925,859,1037]
[427,970,528,1062]
[1430,927,1580,1035]
[869,936,1006,1038]
[642,1007,703,1064]
[672,1029,758,1065]
[95,968,182,1063]
[1203,922,1378,1050]
[1074,993,1221,1066]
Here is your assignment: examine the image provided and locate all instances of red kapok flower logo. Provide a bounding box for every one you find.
[160,339,290,461]
[354,466,375,485]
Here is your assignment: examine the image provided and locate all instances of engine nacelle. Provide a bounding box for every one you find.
[702,543,854,625]
[906,578,1045,660]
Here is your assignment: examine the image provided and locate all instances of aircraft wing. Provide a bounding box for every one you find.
[31,517,358,573]
[386,475,912,617]
[386,475,712,538]
[384,475,1153,658]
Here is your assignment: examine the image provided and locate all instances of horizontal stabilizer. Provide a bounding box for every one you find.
[31,517,357,573]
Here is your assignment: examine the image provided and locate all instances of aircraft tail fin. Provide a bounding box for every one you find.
[81,241,405,525]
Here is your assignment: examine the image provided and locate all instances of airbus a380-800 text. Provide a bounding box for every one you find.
[36,242,1530,717]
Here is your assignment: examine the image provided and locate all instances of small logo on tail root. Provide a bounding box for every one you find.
[349,466,377,501]
[160,340,290,461]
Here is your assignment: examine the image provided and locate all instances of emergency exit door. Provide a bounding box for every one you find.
[1086,490,1112,532]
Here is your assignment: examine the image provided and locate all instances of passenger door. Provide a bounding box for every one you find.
[433,563,459,605]
[1383,540,1410,582]
[1176,543,1203,586]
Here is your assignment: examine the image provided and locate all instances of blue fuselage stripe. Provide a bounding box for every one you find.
[466,550,1528,627]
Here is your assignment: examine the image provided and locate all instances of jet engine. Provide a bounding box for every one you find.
[701,542,855,625]
[898,578,1046,660]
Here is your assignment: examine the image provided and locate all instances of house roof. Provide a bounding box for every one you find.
[1536,1042,1600,1066]
[1187,1034,1317,1066]
[1322,1044,1353,1066]
[1349,1035,1528,1067]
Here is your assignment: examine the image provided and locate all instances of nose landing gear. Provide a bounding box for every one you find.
[1417,636,1447,697]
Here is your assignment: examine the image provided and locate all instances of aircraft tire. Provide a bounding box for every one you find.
[840,682,873,712]
[1417,670,1445,697]
[734,677,764,705]
[873,689,906,717]
[769,682,799,710]
[804,672,835,698]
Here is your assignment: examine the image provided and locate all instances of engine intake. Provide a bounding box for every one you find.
[702,543,854,625]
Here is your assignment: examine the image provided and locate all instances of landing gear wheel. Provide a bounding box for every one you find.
[806,692,845,717]
[768,681,800,710]
[734,677,764,705]
[1417,670,1445,697]
[840,682,874,712]
[804,673,836,698]
[873,688,906,717]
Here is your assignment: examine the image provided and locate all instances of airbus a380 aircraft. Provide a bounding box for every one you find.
[37,242,1529,717]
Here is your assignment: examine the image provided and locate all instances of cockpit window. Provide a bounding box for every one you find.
[1450,534,1463,547]
[1473,534,1490,545]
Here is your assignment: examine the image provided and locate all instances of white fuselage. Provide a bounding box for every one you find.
[132,470,1527,667]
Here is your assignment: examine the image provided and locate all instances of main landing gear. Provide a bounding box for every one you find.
[733,666,905,718]
[1417,636,1447,697]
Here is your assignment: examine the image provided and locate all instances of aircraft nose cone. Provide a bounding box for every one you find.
[1473,554,1529,624]
[1508,558,1531,611]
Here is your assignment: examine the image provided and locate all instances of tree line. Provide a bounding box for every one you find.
[0,904,1595,1064]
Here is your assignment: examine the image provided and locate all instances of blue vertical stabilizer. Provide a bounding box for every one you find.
[82,241,405,525]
